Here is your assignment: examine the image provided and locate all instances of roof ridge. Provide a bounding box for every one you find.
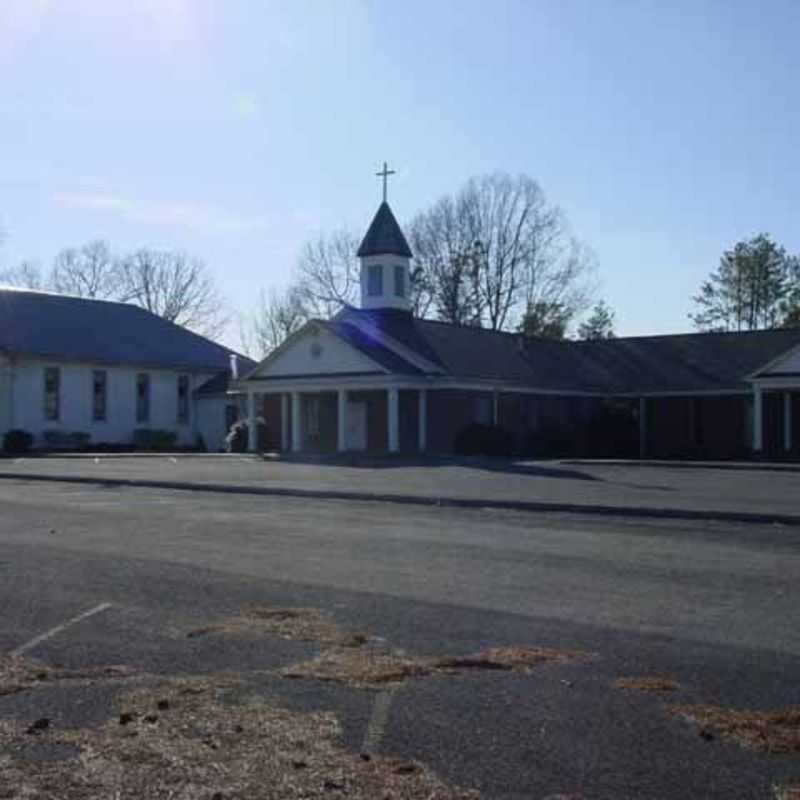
[0,285,137,310]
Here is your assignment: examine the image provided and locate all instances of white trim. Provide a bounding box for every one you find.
[236,374,757,399]
[750,376,800,390]
[746,340,800,380]
[241,320,390,382]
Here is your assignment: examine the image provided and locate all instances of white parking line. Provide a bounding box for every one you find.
[11,603,113,657]
[361,687,398,755]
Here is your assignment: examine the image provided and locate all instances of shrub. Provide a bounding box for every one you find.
[42,430,91,451]
[2,429,34,454]
[133,429,178,452]
[225,417,269,453]
[525,429,575,458]
[453,423,515,458]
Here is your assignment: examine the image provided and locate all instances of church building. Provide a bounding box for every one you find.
[239,198,800,461]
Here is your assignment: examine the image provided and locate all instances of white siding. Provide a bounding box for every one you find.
[9,358,217,448]
[254,327,381,378]
[196,395,241,453]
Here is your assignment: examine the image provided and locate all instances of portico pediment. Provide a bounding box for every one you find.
[247,323,387,381]
[752,343,800,381]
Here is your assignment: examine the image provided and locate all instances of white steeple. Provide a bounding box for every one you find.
[356,165,413,311]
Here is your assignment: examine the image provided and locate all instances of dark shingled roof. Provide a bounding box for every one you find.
[356,202,413,258]
[338,307,800,394]
[0,288,241,372]
[196,356,257,395]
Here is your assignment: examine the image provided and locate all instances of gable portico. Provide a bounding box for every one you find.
[750,343,800,456]
[244,379,430,455]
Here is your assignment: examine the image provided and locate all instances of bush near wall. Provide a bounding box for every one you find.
[225,418,270,453]
[2,429,34,454]
[42,430,92,451]
[454,423,515,458]
[133,429,178,451]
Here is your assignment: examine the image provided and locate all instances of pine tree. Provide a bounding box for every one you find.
[578,301,616,340]
[690,234,794,331]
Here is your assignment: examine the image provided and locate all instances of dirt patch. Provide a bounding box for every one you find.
[775,783,800,800]
[0,675,479,799]
[282,645,591,689]
[187,605,368,648]
[0,655,135,698]
[613,677,680,693]
[668,704,800,754]
[434,647,590,674]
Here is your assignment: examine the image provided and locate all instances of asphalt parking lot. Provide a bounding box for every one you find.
[3,454,800,521]
[1,475,800,798]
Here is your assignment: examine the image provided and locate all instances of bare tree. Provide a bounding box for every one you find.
[294,230,361,318]
[51,240,119,298]
[240,287,308,359]
[409,173,596,331]
[408,196,481,325]
[0,260,45,290]
[117,248,228,338]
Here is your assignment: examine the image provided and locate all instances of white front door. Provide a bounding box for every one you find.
[345,401,367,451]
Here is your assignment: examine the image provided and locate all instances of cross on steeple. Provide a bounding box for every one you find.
[375,161,396,203]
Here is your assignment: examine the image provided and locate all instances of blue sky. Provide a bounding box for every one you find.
[2,0,799,345]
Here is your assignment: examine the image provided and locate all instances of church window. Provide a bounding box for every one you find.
[367,264,383,297]
[177,374,190,424]
[43,367,60,421]
[394,265,405,298]
[136,373,150,422]
[92,370,107,421]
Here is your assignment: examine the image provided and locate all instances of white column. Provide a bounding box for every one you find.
[280,394,289,452]
[337,389,347,452]
[247,392,258,452]
[639,397,647,459]
[753,387,763,453]
[418,389,427,453]
[387,388,399,453]
[291,392,302,452]
[784,392,793,453]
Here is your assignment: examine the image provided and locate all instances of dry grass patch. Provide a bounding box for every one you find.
[613,676,680,693]
[282,647,432,689]
[0,654,134,698]
[187,605,368,648]
[0,675,478,799]
[282,645,591,688]
[668,704,800,754]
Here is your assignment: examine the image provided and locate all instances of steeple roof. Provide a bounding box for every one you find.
[357,201,413,258]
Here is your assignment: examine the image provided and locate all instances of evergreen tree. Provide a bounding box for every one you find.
[518,301,572,339]
[690,234,795,331]
[578,301,616,340]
